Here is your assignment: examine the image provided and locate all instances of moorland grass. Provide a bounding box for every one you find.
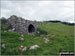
[1,22,74,55]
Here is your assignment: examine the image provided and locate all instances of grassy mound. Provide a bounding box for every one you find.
[1,22,74,55]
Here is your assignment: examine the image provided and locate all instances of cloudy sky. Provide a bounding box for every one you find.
[1,0,74,23]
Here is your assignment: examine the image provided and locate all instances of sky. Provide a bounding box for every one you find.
[1,0,74,23]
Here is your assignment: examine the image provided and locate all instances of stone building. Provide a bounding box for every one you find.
[7,15,37,34]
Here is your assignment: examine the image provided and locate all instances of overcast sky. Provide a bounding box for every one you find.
[1,0,74,23]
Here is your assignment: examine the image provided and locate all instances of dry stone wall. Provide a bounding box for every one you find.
[7,15,37,34]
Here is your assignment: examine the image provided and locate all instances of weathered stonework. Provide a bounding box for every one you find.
[7,15,37,34]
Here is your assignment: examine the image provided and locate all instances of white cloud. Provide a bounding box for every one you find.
[1,1,74,23]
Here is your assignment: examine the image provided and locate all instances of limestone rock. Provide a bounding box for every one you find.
[7,15,37,34]
[29,45,39,50]
[4,31,7,32]
[19,45,27,51]
[1,44,5,48]
[19,37,24,41]
[44,38,49,43]
[8,28,15,32]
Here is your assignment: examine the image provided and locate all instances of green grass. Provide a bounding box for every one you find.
[1,22,74,55]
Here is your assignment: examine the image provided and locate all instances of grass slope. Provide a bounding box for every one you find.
[1,22,74,55]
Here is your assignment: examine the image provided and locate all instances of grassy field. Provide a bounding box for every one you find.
[1,22,74,55]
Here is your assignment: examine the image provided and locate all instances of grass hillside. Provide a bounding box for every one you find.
[1,22,74,55]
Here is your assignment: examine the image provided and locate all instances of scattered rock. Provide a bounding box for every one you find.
[19,45,27,51]
[19,37,24,41]
[4,31,7,32]
[1,44,5,48]
[8,29,12,32]
[22,46,27,51]
[8,29,13,32]
[44,38,49,43]
[29,45,39,50]
[8,28,15,32]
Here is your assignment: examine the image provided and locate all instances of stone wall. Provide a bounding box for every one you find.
[7,15,37,34]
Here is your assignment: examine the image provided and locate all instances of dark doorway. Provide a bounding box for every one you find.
[28,24,35,33]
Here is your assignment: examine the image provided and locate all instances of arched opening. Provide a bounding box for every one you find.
[28,24,35,33]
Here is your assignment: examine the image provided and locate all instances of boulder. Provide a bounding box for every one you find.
[1,44,5,48]
[29,45,39,50]
[19,37,24,41]
[19,45,27,51]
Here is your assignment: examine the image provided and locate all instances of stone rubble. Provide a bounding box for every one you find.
[19,37,24,41]
[1,44,5,48]
[22,46,27,51]
[8,29,12,32]
[8,28,15,32]
[19,45,27,51]
[44,38,49,43]
[4,31,7,32]
[29,45,39,50]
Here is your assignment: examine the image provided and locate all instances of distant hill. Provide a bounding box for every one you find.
[44,20,75,26]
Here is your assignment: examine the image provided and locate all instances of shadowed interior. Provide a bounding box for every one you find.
[28,24,35,33]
